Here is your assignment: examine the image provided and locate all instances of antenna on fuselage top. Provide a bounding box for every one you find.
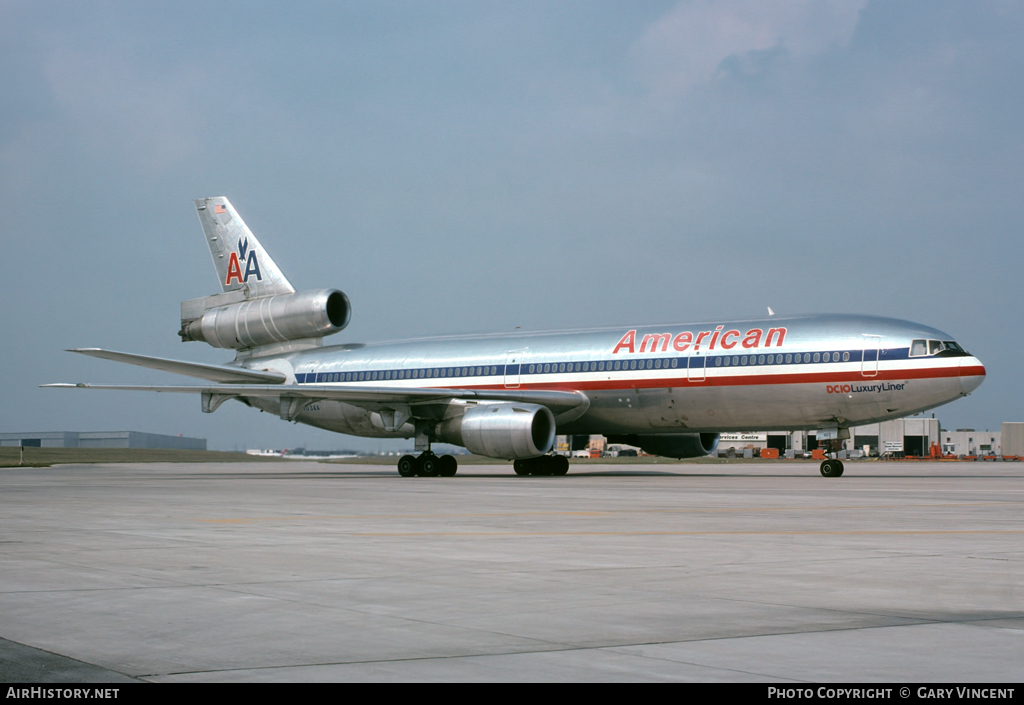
[767,307,775,316]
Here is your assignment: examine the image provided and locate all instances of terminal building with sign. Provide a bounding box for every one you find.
[565,417,1018,459]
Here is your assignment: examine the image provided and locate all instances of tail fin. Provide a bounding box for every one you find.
[194,197,294,298]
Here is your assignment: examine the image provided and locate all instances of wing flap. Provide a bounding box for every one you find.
[42,382,589,417]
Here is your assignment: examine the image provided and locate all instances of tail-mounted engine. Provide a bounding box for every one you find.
[180,288,351,350]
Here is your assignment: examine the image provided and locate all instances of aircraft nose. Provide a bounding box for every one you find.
[959,356,986,395]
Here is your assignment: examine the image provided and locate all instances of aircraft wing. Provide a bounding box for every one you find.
[41,383,591,424]
[67,349,287,384]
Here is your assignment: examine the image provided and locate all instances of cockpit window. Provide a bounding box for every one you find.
[911,339,969,357]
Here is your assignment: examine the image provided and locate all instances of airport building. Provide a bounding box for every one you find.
[564,417,1018,459]
[0,431,207,450]
[719,417,1006,458]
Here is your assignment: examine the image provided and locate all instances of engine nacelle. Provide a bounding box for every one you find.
[608,433,720,459]
[181,288,351,350]
[437,403,556,459]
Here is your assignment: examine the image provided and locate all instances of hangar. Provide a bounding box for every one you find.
[0,431,206,450]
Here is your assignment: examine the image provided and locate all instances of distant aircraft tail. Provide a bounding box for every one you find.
[194,197,294,298]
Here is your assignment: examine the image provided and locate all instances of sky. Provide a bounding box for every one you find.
[1,1,1021,451]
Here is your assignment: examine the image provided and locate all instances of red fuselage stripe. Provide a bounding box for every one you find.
[431,364,985,392]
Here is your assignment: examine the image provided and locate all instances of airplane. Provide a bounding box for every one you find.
[46,197,986,478]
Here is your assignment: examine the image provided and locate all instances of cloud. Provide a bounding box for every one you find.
[633,0,867,96]
[39,33,213,171]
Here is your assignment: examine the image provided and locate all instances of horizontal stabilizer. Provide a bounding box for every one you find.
[67,349,286,384]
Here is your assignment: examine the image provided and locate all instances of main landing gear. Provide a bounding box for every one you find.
[513,455,570,476]
[397,451,458,478]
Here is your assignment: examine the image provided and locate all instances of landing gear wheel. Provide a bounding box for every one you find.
[419,453,440,477]
[513,459,530,476]
[820,459,844,477]
[439,455,458,477]
[398,455,418,478]
[550,455,569,476]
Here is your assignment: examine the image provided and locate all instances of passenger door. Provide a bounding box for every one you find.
[504,351,522,388]
[688,350,707,382]
[861,335,881,378]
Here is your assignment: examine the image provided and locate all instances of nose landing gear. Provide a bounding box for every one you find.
[819,436,845,477]
[819,459,844,477]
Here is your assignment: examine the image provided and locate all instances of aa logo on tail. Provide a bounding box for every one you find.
[225,237,263,285]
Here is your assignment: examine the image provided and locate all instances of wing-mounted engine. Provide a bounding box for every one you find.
[608,433,720,459]
[179,288,351,350]
[436,403,556,459]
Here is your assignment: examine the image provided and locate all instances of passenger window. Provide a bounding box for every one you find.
[813,353,820,363]
[910,339,928,357]
[843,352,850,362]
[671,358,678,368]
[630,360,637,370]
[614,361,622,371]
[721,357,728,366]
[803,353,811,363]
[758,355,765,364]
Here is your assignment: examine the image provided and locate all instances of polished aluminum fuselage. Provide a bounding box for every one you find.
[242,314,985,440]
